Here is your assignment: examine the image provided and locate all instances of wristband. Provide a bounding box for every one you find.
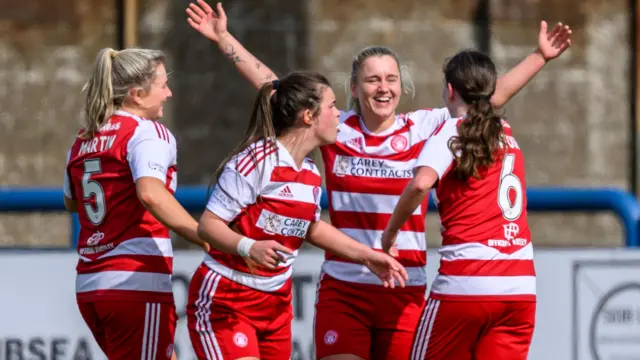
[237,237,256,257]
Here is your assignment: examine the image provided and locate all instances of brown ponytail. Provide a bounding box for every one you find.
[209,71,331,194]
[444,50,504,181]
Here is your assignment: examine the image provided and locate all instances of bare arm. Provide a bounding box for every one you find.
[384,167,438,238]
[491,21,572,108]
[307,220,409,287]
[136,177,207,249]
[196,209,244,255]
[187,0,277,89]
[305,220,370,264]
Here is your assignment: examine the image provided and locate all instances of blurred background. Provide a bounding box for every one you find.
[1,1,639,359]
[0,0,635,249]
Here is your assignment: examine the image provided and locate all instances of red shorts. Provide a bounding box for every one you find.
[77,300,177,360]
[187,264,293,360]
[314,273,427,360]
[412,296,536,360]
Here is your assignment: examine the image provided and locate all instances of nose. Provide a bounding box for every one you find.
[378,80,390,92]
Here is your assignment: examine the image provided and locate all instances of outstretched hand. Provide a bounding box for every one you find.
[363,250,408,288]
[186,0,229,43]
[537,20,572,61]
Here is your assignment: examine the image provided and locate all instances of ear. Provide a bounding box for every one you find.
[447,83,456,103]
[350,80,358,100]
[128,87,145,106]
[301,109,314,126]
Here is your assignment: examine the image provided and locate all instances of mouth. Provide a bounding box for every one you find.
[373,96,392,105]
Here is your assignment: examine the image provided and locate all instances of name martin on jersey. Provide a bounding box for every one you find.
[78,135,117,156]
[333,155,413,178]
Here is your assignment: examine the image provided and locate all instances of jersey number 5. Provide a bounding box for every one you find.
[498,154,523,221]
[82,159,106,225]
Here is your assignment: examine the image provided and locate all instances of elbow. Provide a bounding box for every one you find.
[137,187,160,209]
[197,223,208,242]
[410,176,432,196]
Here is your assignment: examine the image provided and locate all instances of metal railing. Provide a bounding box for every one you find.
[1,186,639,247]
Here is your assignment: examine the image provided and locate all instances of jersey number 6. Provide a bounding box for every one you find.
[498,154,523,221]
[82,159,106,225]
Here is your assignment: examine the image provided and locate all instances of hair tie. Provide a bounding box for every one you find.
[272,79,280,90]
[109,49,119,59]
[484,89,495,100]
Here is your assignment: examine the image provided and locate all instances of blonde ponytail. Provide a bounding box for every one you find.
[81,48,116,139]
[80,47,166,139]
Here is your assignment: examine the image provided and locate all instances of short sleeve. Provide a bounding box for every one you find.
[406,107,452,137]
[63,150,73,199]
[415,120,458,179]
[314,187,322,222]
[126,121,176,182]
[206,165,257,221]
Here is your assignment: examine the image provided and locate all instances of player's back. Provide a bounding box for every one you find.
[65,110,177,303]
[428,119,535,302]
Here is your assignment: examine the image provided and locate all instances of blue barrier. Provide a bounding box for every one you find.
[1,186,639,247]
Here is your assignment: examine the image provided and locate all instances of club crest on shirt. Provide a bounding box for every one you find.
[264,213,283,234]
[390,134,408,152]
[333,155,350,177]
[313,186,321,204]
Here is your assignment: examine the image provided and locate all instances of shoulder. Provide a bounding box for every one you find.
[403,107,451,123]
[303,157,321,175]
[431,117,462,138]
[227,140,278,178]
[130,119,175,145]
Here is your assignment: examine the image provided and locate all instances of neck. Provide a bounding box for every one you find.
[360,108,395,134]
[449,103,470,118]
[277,130,318,169]
[119,105,149,120]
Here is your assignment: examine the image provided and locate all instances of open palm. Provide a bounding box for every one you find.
[538,20,572,61]
[186,0,228,43]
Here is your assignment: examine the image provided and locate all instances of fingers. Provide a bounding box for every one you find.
[186,8,202,24]
[273,243,293,255]
[189,3,207,19]
[556,26,572,47]
[259,250,279,269]
[547,22,562,41]
[216,2,227,20]
[197,0,215,14]
[187,17,199,30]
[539,20,547,37]
[393,270,406,288]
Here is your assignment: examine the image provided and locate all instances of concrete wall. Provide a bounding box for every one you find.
[0,0,631,248]
[0,0,116,246]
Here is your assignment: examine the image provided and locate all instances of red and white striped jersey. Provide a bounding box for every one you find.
[205,139,322,295]
[416,118,535,301]
[320,109,450,287]
[64,110,177,303]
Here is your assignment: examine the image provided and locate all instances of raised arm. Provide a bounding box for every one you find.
[187,0,278,89]
[491,21,572,108]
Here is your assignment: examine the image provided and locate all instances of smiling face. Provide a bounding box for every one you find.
[130,63,172,120]
[351,55,402,125]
